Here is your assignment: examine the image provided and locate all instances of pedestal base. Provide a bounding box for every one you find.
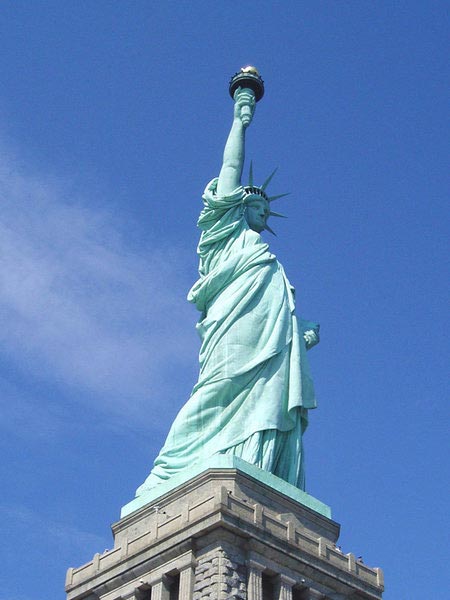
[66,460,384,599]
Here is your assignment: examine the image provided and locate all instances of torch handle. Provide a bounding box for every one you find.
[234,87,255,128]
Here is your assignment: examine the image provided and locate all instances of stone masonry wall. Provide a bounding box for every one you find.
[193,545,247,600]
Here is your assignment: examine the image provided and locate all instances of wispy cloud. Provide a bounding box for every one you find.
[0,504,109,554]
[0,146,198,430]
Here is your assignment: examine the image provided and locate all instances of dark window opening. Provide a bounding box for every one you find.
[169,573,180,600]
[292,587,308,600]
[262,572,275,600]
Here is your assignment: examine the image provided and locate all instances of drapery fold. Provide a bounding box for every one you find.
[136,179,316,494]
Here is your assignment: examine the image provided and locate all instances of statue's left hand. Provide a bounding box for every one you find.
[303,325,320,350]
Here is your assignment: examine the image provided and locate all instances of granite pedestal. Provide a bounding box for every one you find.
[66,458,383,600]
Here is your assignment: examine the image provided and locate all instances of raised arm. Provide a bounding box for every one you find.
[216,88,256,197]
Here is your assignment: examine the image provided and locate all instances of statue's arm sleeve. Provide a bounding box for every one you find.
[217,119,245,197]
[216,89,255,197]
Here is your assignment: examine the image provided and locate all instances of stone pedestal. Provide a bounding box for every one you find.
[66,458,383,600]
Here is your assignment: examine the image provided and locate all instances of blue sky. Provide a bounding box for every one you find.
[0,2,448,599]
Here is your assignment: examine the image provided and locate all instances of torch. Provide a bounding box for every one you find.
[229,66,265,126]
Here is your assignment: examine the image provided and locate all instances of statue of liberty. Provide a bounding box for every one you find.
[136,67,319,496]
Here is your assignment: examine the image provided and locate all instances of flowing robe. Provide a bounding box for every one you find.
[136,179,317,495]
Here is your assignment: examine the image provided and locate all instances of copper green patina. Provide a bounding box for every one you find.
[136,69,319,498]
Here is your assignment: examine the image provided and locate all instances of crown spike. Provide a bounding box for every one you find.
[269,211,287,218]
[264,223,277,236]
[261,167,278,191]
[268,192,290,202]
[248,161,254,187]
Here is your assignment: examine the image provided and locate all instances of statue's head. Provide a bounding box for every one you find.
[244,194,270,233]
[242,164,289,235]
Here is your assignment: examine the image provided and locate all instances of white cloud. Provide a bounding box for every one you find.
[0,147,198,429]
[0,503,109,555]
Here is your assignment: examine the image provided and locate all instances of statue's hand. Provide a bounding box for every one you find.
[233,87,256,128]
[303,325,320,350]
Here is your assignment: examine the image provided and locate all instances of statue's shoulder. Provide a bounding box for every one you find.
[202,178,245,207]
[198,178,246,232]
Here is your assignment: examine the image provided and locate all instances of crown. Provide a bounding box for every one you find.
[243,185,269,202]
[243,162,289,235]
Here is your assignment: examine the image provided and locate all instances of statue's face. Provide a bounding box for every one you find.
[245,198,269,233]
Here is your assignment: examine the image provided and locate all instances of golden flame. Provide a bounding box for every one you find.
[241,65,260,76]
